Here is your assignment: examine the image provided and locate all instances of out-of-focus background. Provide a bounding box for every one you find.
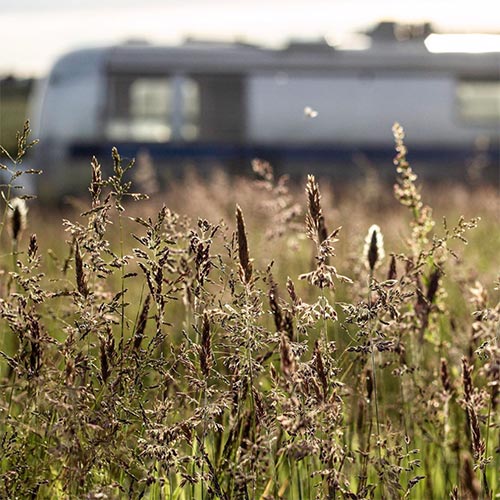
[1,0,499,196]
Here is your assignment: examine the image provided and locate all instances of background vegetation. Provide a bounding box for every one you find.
[0,78,32,154]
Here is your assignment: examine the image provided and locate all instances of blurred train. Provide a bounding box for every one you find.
[29,22,500,194]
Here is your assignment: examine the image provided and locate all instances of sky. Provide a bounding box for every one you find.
[1,0,500,77]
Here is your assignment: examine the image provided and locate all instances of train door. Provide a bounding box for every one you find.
[193,74,245,142]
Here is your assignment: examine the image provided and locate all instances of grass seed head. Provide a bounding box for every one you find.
[7,197,28,242]
[90,156,102,205]
[305,174,328,245]
[28,316,42,377]
[133,295,151,350]
[200,311,212,377]
[426,267,441,304]
[314,340,328,398]
[365,368,374,403]
[461,357,485,461]
[74,240,89,298]
[269,278,283,332]
[28,233,38,261]
[280,332,296,379]
[440,357,453,395]
[100,337,110,384]
[236,204,253,284]
[387,254,397,280]
[363,224,385,271]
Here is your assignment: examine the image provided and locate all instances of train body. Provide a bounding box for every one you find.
[29,23,500,193]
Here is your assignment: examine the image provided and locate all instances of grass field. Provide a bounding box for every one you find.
[0,122,498,499]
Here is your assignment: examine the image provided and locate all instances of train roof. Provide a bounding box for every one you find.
[51,26,500,80]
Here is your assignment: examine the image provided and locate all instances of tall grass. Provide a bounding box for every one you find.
[0,122,498,499]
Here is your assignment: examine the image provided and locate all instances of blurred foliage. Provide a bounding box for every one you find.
[0,78,32,154]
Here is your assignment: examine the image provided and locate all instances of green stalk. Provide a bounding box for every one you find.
[119,212,125,345]
[367,271,385,499]
[241,283,257,496]
[367,273,381,449]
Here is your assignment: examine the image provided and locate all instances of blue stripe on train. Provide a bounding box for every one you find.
[69,142,498,160]
[68,142,499,181]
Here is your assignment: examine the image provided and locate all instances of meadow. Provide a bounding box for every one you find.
[0,122,498,499]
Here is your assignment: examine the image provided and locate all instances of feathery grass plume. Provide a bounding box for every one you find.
[461,357,485,462]
[7,197,28,242]
[365,368,374,403]
[235,204,253,284]
[392,122,422,213]
[190,219,217,290]
[314,340,328,399]
[387,254,397,280]
[280,332,296,379]
[200,311,212,377]
[74,240,89,298]
[286,276,301,309]
[100,336,110,384]
[300,225,351,290]
[449,485,459,500]
[305,174,328,245]
[282,311,294,341]
[28,316,42,378]
[269,277,283,332]
[251,158,273,182]
[426,267,441,304]
[440,357,453,395]
[252,158,302,240]
[363,224,385,271]
[89,156,102,206]
[462,355,474,401]
[14,120,39,161]
[301,175,352,290]
[133,295,150,350]
[392,122,435,250]
[28,233,38,262]
[416,266,441,339]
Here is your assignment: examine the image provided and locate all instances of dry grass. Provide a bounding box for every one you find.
[0,122,498,499]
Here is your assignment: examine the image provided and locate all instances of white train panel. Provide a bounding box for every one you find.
[247,74,483,146]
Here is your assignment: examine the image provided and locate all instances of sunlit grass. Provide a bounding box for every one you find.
[0,124,498,499]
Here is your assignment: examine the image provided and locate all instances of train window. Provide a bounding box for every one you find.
[457,81,500,124]
[107,76,173,141]
[130,78,172,140]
